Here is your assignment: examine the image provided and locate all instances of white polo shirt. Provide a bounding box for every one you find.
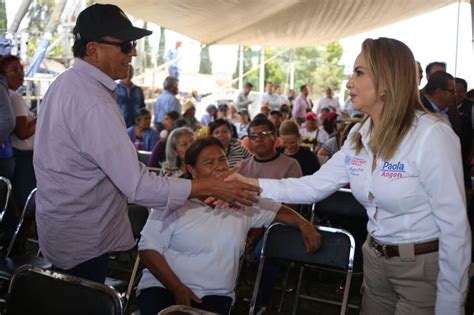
[259,111,471,315]
[137,198,279,300]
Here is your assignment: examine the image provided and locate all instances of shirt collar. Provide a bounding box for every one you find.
[72,58,117,92]
[425,95,448,114]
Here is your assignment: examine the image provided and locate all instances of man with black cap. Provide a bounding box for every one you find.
[33,4,259,283]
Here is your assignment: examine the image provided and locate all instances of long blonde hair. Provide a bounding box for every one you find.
[352,38,426,160]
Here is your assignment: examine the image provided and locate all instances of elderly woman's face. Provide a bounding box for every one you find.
[189,144,229,179]
[212,124,232,149]
[346,52,381,116]
[175,133,195,162]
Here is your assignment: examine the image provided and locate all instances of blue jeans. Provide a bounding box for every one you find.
[138,286,232,315]
[52,252,109,283]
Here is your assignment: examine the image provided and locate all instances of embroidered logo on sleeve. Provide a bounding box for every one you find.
[346,155,366,176]
[380,161,405,179]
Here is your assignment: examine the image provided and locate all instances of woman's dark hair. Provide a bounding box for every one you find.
[0,54,21,74]
[135,108,151,123]
[166,110,181,121]
[175,118,190,128]
[209,118,231,134]
[323,117,337,135]
[183,137,225,178]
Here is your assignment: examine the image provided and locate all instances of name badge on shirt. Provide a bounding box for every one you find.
[380,161,406,179]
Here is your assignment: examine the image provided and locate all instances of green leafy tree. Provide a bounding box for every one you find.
[25,0,54,57]
[231,42,343,96]
[232,46,259,89]
[263,48,285,86]
[199,45,212,74]
[293,46,320,91]
[157,27,166,65]
[0,0,7,33]
[312,42,344,96]
[143,22,152,68]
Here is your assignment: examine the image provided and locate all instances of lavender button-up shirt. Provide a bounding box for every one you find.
[34,58,191,269]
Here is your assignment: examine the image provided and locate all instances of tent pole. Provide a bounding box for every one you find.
[471,0,474,57]
[238,45,244,90]
[259,48,265,94]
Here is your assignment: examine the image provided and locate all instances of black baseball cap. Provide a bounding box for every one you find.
[73,4,152,42]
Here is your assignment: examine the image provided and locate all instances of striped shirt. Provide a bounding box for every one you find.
[227,138,251,169]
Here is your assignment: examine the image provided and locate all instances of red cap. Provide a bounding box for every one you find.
[304,112,317,120]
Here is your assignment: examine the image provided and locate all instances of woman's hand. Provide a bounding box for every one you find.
[171,283,202,306]
[299,222,321,254]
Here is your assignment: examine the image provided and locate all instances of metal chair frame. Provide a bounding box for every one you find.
[249,223,355,315]
[6,265,124,315]
[0,177,12,223]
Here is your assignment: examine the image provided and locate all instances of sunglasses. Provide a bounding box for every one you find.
[95,40,137,54]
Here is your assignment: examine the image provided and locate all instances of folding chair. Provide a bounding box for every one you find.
[312,188,367,273]
[0,188,50,275]
[137,150,152,165]
[0,177,12,222]
[249,223,355,315]
[5,265,123,315]
[106,204,149,311]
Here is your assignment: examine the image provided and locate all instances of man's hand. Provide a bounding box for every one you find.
[245,227,265,253]
[171,284,202,306]
[299,222,321,254]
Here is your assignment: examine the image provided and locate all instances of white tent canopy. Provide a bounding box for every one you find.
[99,0,468,47]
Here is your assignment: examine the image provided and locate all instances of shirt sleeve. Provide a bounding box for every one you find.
[236,93,245,107]
[172,97,182,114]
[76,100,192,217]
[0,82,15,142]
[416,121,471,315]
[10,92,28,117]
[292,96,302,116]
[249,198,280,228]
[259,146,350,204]
[138,209,176,253]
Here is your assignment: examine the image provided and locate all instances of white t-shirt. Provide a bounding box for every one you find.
[137,198,280,300]
[10,90,35,150]
[300,127,330,144]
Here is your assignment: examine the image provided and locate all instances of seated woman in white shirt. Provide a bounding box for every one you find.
[137,137,320,315]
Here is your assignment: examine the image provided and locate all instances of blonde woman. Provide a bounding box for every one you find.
[230,38,471,314]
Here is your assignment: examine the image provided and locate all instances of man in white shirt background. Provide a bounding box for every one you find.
[315,86,340,113]
[260,82,280,110]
